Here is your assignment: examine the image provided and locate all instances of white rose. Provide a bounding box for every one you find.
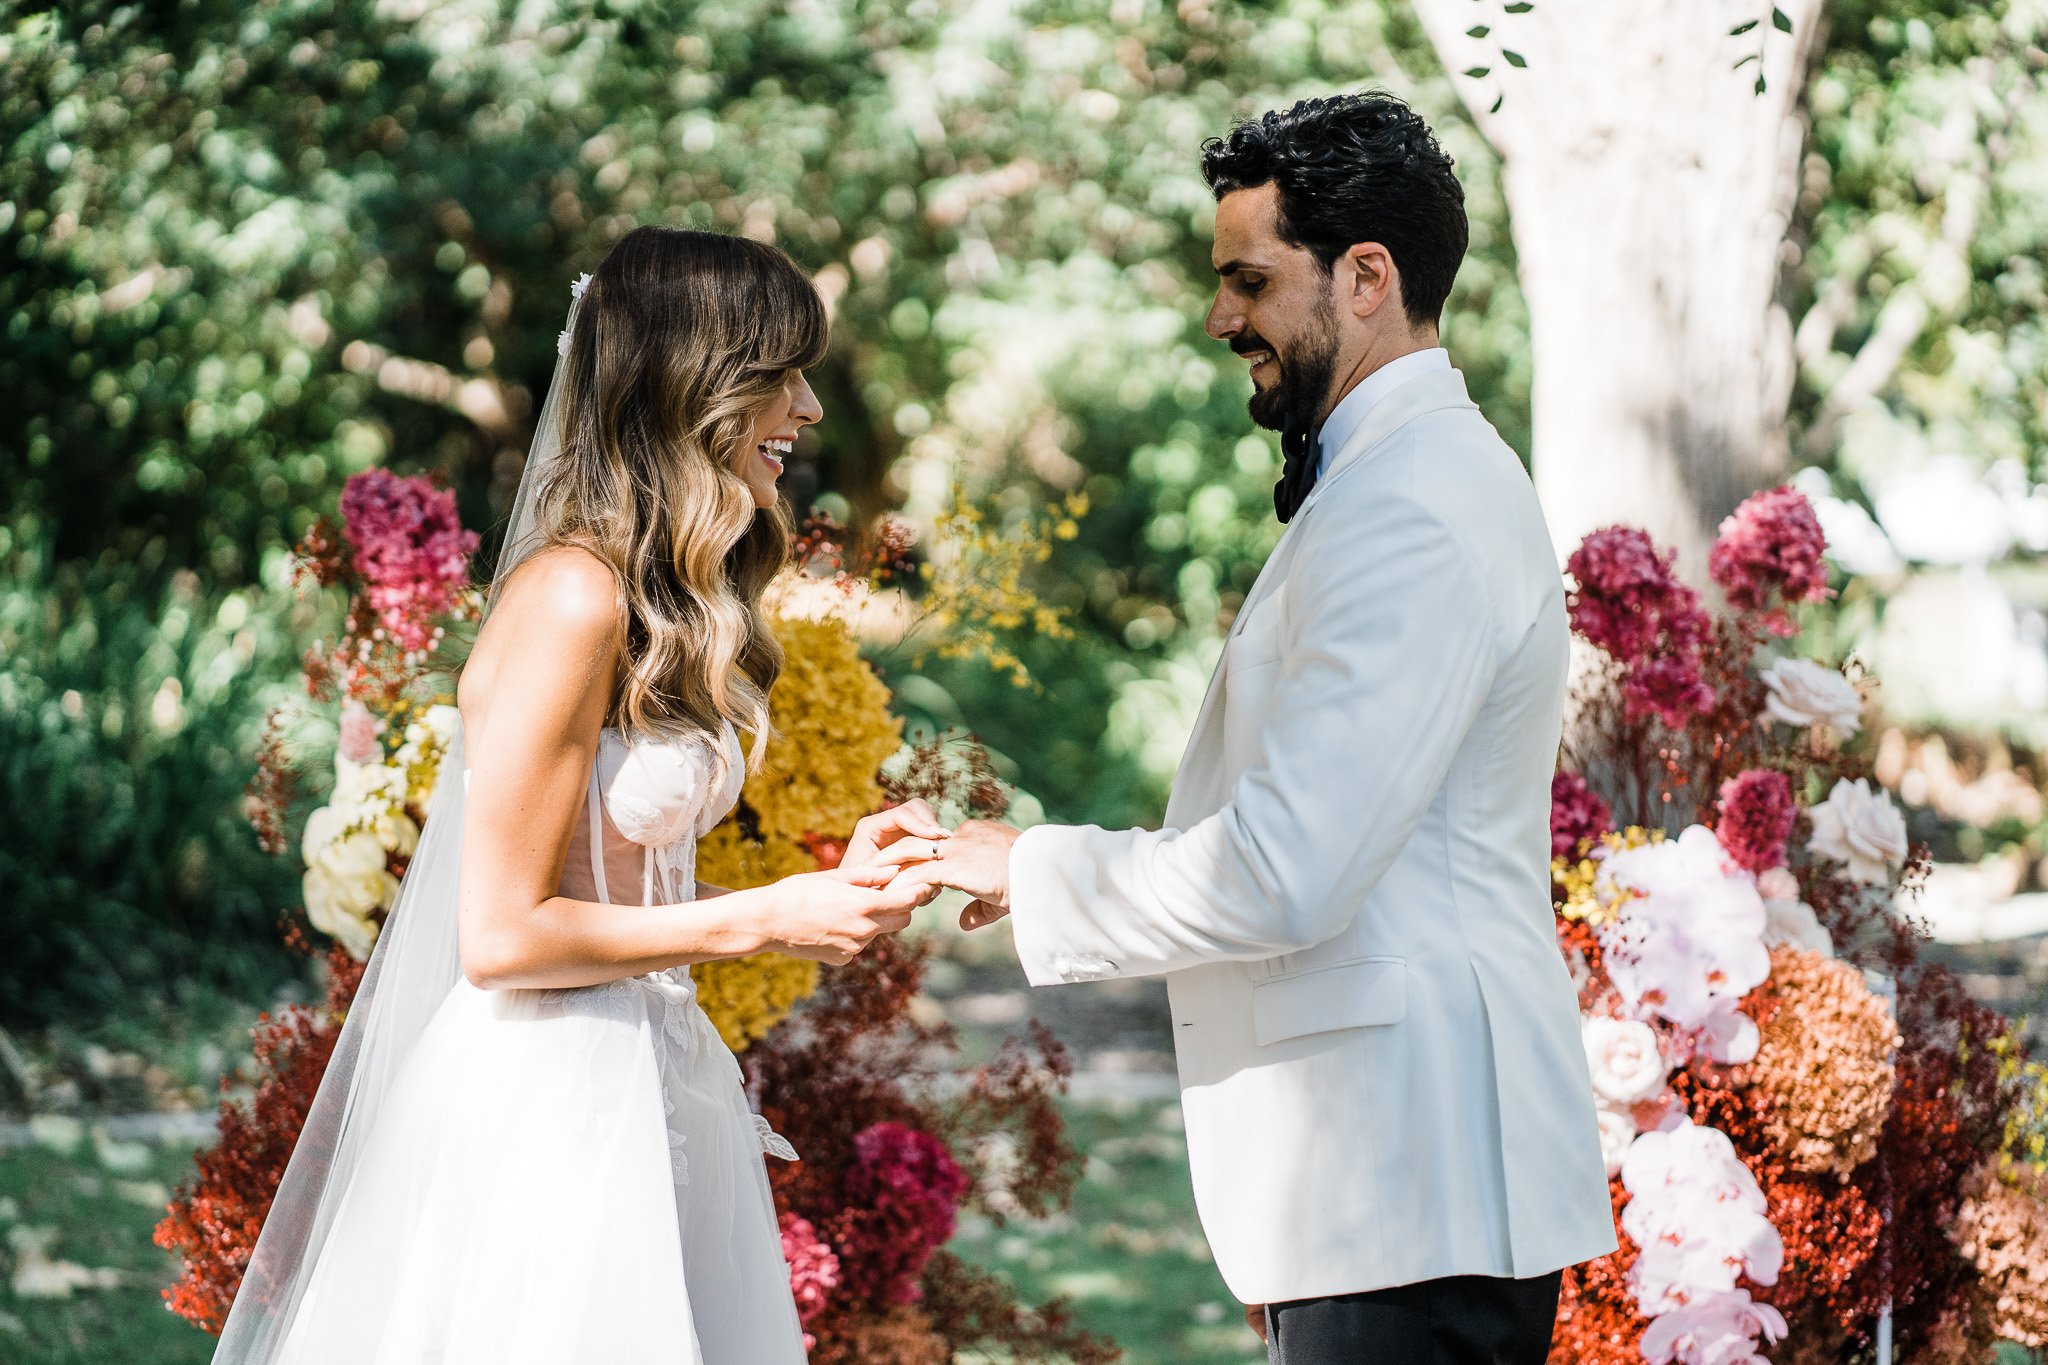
[1759,657,1862,734]
[303,867,380,959]
[315,828,388,882]
[336,759,406,811]
[301,804,345,867]
[1583,1016,1670,1107]
[375,810,420,859]
[1762,897,1834,957]
[1808,778,1909,886]
[1598,1108,1636,1178]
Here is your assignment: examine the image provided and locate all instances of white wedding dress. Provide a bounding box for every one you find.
[269,724,809,1364]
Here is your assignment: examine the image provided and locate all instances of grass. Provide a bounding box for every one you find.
[0,1119,213,1365]
[950,1098,1265,1365]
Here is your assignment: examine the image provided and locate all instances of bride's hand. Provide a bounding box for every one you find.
[763,863,943,965]
[839,799,950,873]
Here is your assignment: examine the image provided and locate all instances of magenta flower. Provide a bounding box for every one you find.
[1622,654,1717,730]
[1566,528,1709,662]
[832,1121,971,1306]
[1567,527,1718,729]
[1551,772,1612,861]
[1709,486,1830,635]
[779,1211,840,1345]
[1715,769,1797,874]
[338,469,478,653]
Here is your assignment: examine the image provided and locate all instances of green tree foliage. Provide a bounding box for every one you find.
[1,0,1517,1030]
[4,0,2039,1027]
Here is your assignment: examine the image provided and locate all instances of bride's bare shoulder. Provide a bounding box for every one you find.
[487,545,621,638]
[461,547,622,722]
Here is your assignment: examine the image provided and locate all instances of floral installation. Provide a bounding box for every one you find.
[1549,484,2044,1364]
[159,444,1111,1358]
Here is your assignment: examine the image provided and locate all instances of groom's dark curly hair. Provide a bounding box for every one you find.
[1201,93,1468,327]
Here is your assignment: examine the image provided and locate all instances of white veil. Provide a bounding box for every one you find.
[210,275,591,1362]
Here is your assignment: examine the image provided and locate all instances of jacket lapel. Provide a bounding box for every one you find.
[1163,368,1482,826]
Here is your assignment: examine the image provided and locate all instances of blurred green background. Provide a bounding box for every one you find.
[5,0,2048,1357]
[11,0,2045,1035]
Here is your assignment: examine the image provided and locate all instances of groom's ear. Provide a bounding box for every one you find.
[1339,241,1400,322]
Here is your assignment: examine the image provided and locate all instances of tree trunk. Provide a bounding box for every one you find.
[1412,0,1826,573]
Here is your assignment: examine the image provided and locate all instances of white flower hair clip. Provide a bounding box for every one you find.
[558,275,594,356]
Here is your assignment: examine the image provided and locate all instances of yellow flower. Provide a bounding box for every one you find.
[1553,826,1660,924]
[746,613,902,844]
[910,489,1082,687]
[688,609,900,1051]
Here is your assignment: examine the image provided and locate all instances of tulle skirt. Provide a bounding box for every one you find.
[271,971,808,1364]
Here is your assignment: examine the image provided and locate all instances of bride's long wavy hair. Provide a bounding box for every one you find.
[533,227,824,765]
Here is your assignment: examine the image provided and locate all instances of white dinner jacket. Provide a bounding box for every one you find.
[1008,367,1618,1305]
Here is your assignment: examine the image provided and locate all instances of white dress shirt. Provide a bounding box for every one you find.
[1317,346,1452,477]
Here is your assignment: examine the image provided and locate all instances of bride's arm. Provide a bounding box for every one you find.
[456,548,933,990]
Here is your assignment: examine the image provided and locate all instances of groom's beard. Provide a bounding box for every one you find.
[1236,301,1338,521]
[1237,306,1338,440]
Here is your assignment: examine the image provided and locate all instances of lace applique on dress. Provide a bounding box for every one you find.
[753,1114,798,1162]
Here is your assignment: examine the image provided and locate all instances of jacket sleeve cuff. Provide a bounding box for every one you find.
[1008,823,1120,988]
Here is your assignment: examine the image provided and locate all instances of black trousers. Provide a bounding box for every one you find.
[1265,1271,1562,1365]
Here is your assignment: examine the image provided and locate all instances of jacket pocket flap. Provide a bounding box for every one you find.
[1251,956,1406,1047]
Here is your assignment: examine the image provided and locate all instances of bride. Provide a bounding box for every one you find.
[212,227,949,1363]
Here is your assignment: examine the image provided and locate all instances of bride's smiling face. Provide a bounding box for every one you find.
[736,372,823,509]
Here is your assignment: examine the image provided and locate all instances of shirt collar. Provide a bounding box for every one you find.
[1316,347,1453,476]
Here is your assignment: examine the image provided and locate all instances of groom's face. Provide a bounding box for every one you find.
[1206,183,1341,436]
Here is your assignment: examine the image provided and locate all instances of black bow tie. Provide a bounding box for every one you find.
[1274,422,1322,524]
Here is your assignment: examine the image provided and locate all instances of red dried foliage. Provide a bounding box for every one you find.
[155,943,364,1334]
[1549,1180,1646,1364]
[942,1020,1086,1223]
[881,733,1012,822]
[789,510,922,590]
[909,1252,1123,1365]
[243,706,301,857]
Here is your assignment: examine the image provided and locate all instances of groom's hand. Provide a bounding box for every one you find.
[932,820,1019,929]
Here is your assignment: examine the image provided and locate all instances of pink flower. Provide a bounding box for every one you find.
[1639,1290,1787,1365]
[780,1211,840,1345]
[1714,769,1796,874]
[338,469,478,653]
[1709,486,1830,635]
[1551,772,1612,861]
[1596,827,1770,1039]
[335,699,384,766]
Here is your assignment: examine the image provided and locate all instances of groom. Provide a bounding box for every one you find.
[928,94,1616,1362]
